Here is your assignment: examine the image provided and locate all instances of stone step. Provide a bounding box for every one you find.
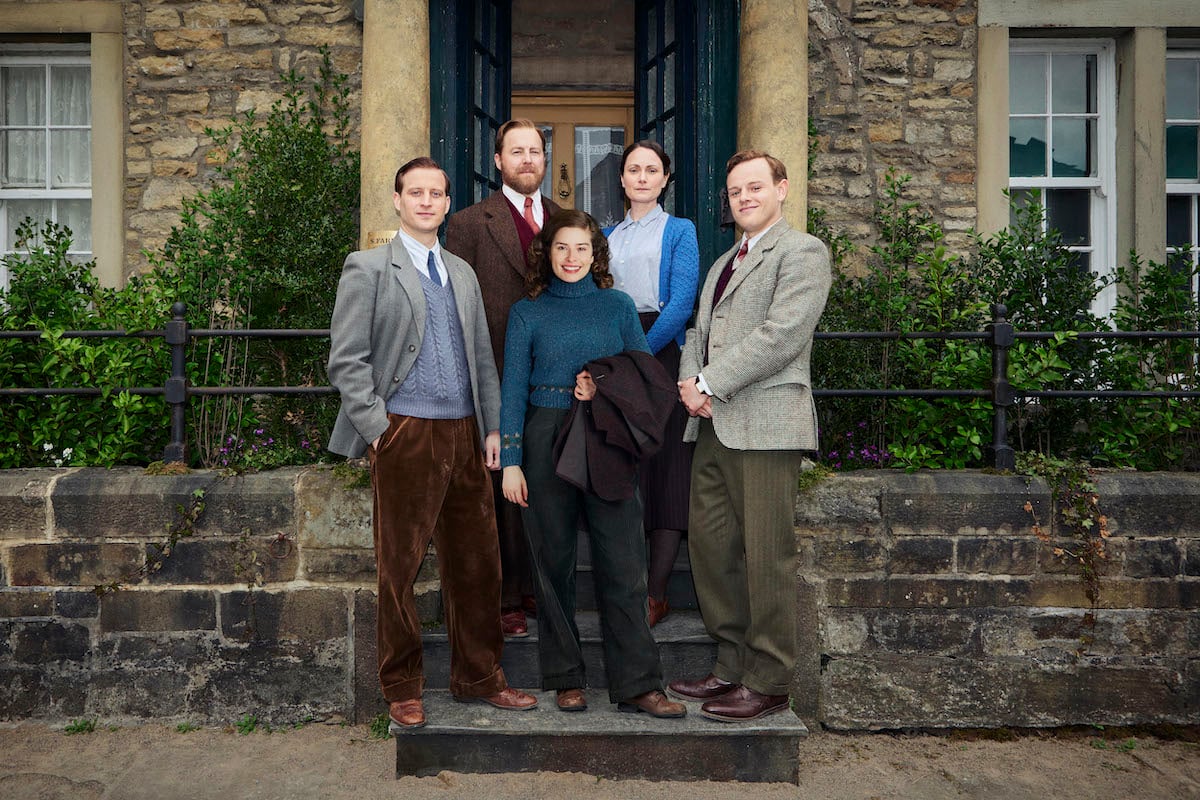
[391,689,807,782]
[420,609,715,690]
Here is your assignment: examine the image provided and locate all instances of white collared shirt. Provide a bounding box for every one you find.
[395,227,447,284]
[501,183,544,229]
[607,204,668,312]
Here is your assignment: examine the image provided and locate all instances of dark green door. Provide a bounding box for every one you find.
[635,0,739,275]
[430,0,512,208]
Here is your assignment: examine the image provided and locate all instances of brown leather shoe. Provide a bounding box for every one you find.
[500,607,528,638]
[455,686,538,711]
[617,690,686,719]
[647,596,670,627]
[555,688,587,712]
[521,594,538,619]
[388,699,425,729]
[666,673,736,701]
[699,685,789,722]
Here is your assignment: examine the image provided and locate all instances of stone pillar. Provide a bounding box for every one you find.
[91,31,124,287]
[1116,28,1167,270]
[359,0,430,249]
[737,0,807,229]
[975,25,1009,237]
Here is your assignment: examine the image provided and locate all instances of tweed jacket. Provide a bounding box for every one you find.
[326,237,500,458]
[679,220,831,451]
[445,191,561,375]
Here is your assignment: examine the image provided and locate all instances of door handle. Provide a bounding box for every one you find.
[557,163,570,199]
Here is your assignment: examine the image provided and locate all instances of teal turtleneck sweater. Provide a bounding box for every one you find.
[500,276,649,467]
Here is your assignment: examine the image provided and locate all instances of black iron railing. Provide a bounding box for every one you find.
[2,303,1199,469]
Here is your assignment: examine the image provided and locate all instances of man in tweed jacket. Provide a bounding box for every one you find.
[669,150,831,722]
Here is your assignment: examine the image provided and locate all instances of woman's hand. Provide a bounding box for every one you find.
[574,370,596,401]
[502,465,529,507]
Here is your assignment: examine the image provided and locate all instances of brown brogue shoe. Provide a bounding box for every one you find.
[388,699,425,729]
[500,607,528,638]
[555,688,588,712]
[455,686,539,711]
[666,673,736,702]
[521,594,538,619]
[617,690,686,719]
[699,685,789,722]
[647,596,670,627]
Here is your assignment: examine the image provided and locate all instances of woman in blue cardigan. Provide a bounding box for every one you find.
[604,141,700,627]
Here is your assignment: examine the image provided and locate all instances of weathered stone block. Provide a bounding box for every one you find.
[54,590,99,619]
[882,472,1046,536]
[890,537,953,574]
[0,589,53,618]
[957,536,1039,574]
[1094,473,1200,537]
[218,589,347,643]
[9,619,90,664]
[8,543,144,587]
[1187,541,1200,576]
[354,588,381,724]
[52,469,215,539]
[0,667,87,720]
[296,467,372,549]
[302,547,377,582]
[865,608,981,656]
[0,470,55,539]
[100,590,216,632]
[794,474,884,535]
[1123,538,1182,578]
[814,537,885,574]
[148,537,298,586]
[825,577,1033,608]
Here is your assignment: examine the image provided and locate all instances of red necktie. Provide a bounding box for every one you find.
[523,197,540,234]
[705,241,749,365]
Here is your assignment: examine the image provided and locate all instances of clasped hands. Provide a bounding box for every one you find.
[678,376,712,418]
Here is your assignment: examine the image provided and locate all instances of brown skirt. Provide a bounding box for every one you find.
[639,312,694,532]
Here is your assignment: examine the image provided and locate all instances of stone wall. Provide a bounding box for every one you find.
[511,0,634,90]
[808,0,979,273]
[122,1,364,274]
[1,467,1196,729]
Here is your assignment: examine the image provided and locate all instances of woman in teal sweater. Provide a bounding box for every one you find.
[603,141,700,627]
[500,209,685,719]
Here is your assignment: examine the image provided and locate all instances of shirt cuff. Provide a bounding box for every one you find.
[695,373,714,396]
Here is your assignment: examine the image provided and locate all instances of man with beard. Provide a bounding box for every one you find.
[446,119,561,638]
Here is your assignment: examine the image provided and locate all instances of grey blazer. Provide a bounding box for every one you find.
[326,237,501,458]
[679,220,831,451]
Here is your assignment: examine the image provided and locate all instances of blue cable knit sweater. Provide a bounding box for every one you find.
[500,277,649,468]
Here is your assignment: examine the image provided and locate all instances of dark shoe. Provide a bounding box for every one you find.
[699,685,789,722]
[667,673,736,702]
[388,699,425,729]
[555,688,588,712]
[455,686,539,710]
[521,594,538,619]
[617,690,686,719]
[647,596,670,627]
[500,607,528,638]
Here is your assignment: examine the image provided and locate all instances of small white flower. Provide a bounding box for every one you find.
[52,458,63,467]
[43,443,54,451]
[62,448,73,459]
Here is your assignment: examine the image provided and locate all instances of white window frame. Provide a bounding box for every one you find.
[0,43,92,289]
[1009,39,1117,318]
[1166,49,1200,303]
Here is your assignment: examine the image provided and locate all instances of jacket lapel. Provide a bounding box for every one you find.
[390,237,426,341]
[481,193,527,281]
[715,220,791,308]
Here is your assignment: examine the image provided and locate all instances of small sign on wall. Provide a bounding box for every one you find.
[366,230,397,248]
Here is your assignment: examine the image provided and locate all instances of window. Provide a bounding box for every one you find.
[1008,40,1116,315]
[1167,51,1200,303]
[0,43,91,286]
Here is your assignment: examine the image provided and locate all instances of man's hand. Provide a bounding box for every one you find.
[678,376,711,417]
[574,370,596,401]
[502,465,529,507]
[484,431,500,470]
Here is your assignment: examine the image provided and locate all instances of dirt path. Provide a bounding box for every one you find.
[2,722,1198,800]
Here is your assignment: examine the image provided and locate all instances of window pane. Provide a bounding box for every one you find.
[1008,188,1036,227]
[1167,195,1192,248]
[2,66,45,125]
[50,129,90,187]
[1051,117,1093,177]
[1009,118,1047,177]
[58,198,91,251]
[1051,54,1095,114]
[1009,54,1046,114]
[646,62,659,116]
[1167,59,1199,120]
[49,65,90,125]
[1166,124,1199,181]
[574,126,624,227]
[1066,250,1091,276]
[1046,188,1090,245]
[662,50,675,112]
[5,199,51,248]
[1,129,46,187]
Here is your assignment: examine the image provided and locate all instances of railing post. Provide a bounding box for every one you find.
[162,301,188,464]
[987,303,1016,471]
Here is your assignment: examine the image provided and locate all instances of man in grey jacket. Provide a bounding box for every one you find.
[670,149,831,722]
[328,157,537,730]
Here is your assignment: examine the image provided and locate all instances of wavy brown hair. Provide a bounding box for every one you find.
[525,209,613,299]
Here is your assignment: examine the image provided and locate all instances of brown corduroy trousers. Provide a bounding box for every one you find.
[369,413,507,703]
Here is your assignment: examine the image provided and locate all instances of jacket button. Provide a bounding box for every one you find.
[659,301,665,308]
[392,376,400,383]
[408,344,416,352]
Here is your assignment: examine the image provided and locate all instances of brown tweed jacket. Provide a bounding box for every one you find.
[444,191,561,374]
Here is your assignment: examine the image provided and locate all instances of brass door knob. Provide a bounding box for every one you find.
[557,163,570,199]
